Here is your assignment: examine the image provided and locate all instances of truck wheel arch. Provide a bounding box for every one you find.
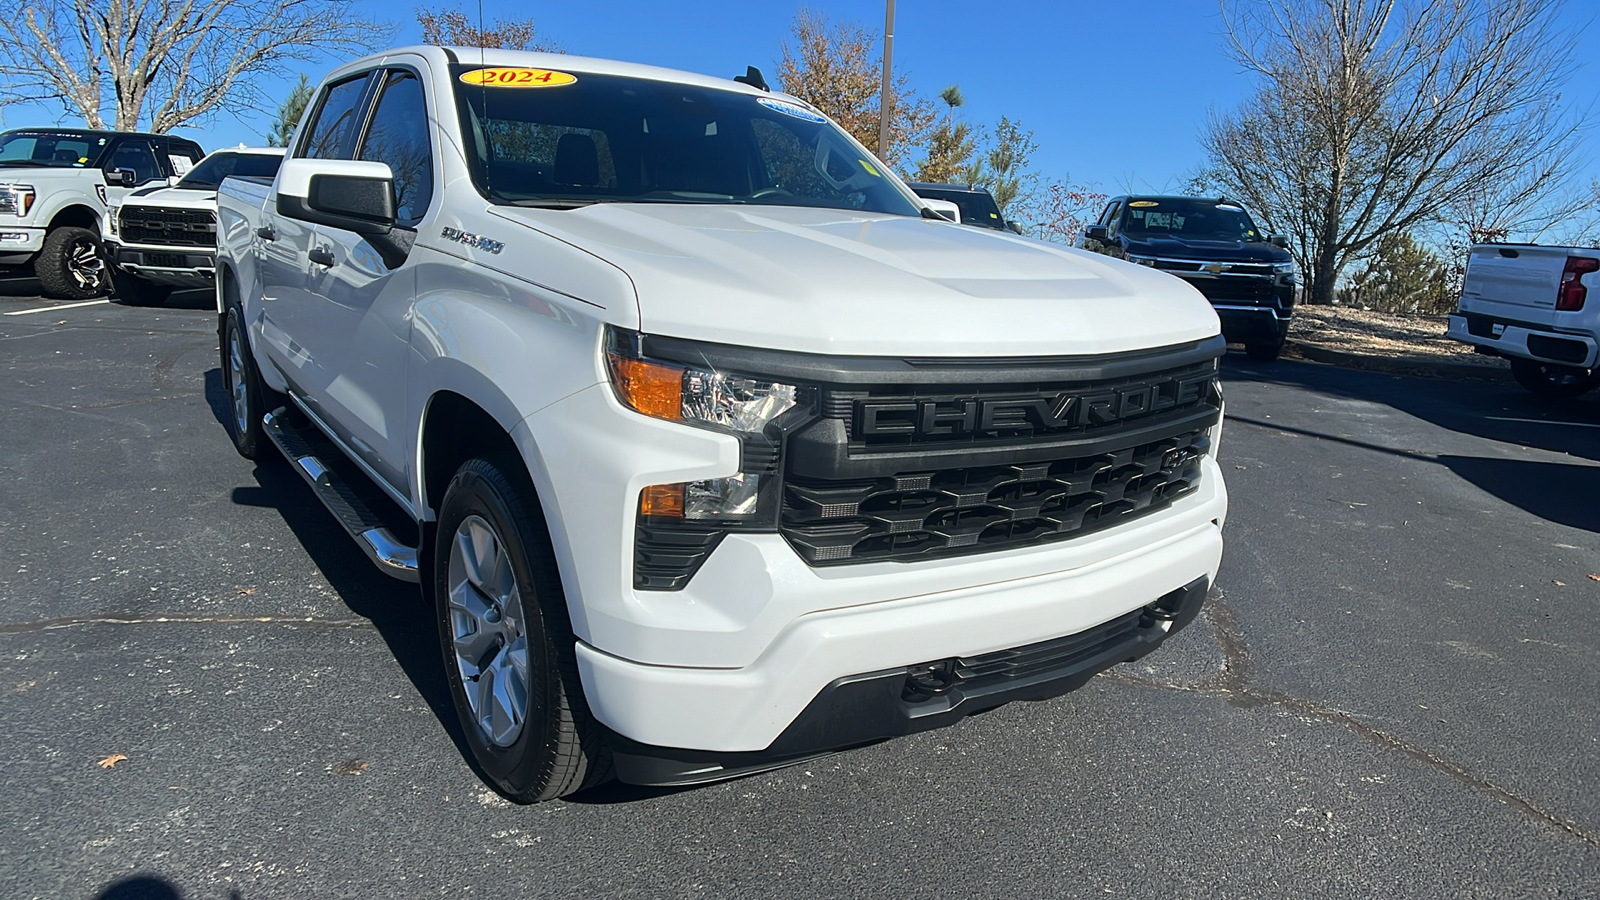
[419,388,589,640]
[47,204,100,233]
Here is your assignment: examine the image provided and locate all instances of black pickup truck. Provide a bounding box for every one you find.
[1080,195,1296,360]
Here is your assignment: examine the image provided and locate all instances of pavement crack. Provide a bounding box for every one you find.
[0,614,373,635]
[1107,592,1600,849]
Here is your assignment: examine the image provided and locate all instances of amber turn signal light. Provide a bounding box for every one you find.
[640,482,685,518]
[607,353,683,420]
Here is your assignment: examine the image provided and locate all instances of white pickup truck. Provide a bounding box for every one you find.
[216,46,1229,801]
[1448,243,1600,397]
[105,146,285,305]
[0,128,205,298]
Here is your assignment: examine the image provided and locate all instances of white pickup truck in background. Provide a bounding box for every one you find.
[105,146,284,305]
[1448,243,1600,397]
[215,46,1230,802]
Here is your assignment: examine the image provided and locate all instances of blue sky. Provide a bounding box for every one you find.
[6,1,1597,194]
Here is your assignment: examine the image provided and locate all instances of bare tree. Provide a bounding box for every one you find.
[776,8,935,172]
[417,8,561,52]
[1204,0,1583,305]
[0,0,387,133]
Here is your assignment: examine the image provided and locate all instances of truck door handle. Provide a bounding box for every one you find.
[308,246,335,267]
[256,225,276,241]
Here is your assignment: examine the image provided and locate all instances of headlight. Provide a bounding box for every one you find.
[606,338,797,435]
[1272,261,1296,275]
[2,185,35,217]
[1127,254,1158,267]
[607,329,802,534]
[108,207,119,235]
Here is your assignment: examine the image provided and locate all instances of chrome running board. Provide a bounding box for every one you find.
[262,409,420,583]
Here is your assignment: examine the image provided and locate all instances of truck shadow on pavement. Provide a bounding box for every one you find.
[201,368,483,784]
[1223,354,1600,532]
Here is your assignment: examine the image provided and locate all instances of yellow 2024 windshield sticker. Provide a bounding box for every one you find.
[459,67,577,88]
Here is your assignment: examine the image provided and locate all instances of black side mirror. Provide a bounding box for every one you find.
[1085,224,1110,243]
[278,172,396,236]
[1268,234,1288,248]
[105,167,137,187]
[1006,221,1024,235]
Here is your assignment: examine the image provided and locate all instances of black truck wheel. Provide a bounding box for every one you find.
[434,457,612,802]
[36,227,109,300]
[1509,357,1600,398]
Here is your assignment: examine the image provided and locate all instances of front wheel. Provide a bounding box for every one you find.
[434,457,611,802]
[1509,357,1600,398]
[36,226,109,300]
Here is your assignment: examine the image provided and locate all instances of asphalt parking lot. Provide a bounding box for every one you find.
[2,280,1597,899]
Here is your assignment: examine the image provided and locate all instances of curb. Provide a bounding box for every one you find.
[1285,339,1512,382]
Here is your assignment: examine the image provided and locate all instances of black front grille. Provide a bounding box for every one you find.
[780,429,1208,565]
[120,207,217,247]
[1181,275,1274,303]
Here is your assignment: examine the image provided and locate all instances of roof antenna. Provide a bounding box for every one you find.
[733,66,769,92]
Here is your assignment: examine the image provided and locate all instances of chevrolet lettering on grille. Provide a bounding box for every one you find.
[855,374,1215,439]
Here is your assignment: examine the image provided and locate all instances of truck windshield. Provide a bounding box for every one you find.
[451,66,922,216]
[911,186,1006,230]
[0,131,110,169]
[178,152,283,189]
[1119,198,1262,242]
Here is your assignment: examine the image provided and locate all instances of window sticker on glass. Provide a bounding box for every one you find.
[1129,200,1159,208]
[458,67,577,88]
[757,97,827,123]
[858,159,881,177]
[169,155,193,175]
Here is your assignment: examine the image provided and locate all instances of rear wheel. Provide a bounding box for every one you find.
[1510,357,1600,398]
[434,457,611,802]
[36,226,109,300]
[220,306,281,458]
[111,268,173,306]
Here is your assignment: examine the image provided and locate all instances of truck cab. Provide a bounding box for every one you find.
[1080,195,1296,360]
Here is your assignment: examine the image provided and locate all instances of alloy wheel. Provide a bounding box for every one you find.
[447,514,532,747]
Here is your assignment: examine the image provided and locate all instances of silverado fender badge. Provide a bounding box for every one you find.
[441,226,505,255]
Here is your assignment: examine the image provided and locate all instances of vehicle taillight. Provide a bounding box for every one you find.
[1557,256,1599,311]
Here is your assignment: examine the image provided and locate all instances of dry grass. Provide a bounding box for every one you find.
[1288,305,1508,369]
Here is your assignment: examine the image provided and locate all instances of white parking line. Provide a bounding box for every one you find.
[1486,416,1600,429]
[3,299,112,316]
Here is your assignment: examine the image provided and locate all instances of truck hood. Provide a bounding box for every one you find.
[490,204,1220,357]
[118,185,215,211]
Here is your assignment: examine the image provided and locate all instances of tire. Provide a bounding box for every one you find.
[1509,357,1600,398]
[36,226,110,300]
[434,457,611,802]
[1245,335,1285,362]
[220,305,279,458]
[110,267,173,306]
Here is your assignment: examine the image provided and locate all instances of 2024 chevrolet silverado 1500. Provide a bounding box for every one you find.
[0,129,204,299]
[216,47,1230,801]
[105,146,285,305]
[1447,243,1600,397]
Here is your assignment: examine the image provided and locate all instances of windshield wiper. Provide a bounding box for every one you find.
[0,160,52,168]
[502,197,599,209]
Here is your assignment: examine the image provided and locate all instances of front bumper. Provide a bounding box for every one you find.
[1214,304,1291,344]
[114,245,216,286]
[1447,313,1597,368]
[0,225,46,265]
[609,575,1211,785]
